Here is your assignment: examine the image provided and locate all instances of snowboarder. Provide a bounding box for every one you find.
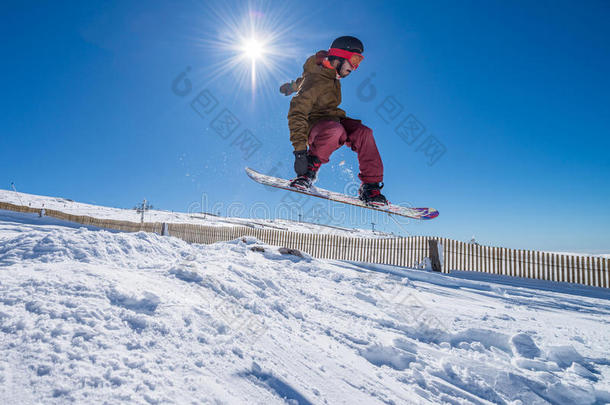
[279,36,388,206]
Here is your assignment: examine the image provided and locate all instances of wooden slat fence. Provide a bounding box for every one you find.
[165,223,433,268]
[435,237,608,288]
[0,201,163,234]
[1,201,608,288]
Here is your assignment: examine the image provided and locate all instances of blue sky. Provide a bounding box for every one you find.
[1,0,609,253]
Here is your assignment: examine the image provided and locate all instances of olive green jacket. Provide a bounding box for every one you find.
[287,51,346,151]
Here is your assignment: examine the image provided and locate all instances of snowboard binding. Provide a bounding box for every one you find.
[289,155,320,191]
[290,175,314,190]
[358,182,388,206]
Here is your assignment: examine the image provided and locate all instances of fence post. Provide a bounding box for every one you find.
[161,223,168,236]
[428,239,443,272]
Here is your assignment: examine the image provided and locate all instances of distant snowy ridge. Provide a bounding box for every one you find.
[0,189,392,239]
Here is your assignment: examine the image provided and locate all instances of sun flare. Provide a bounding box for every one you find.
[242,37,265,61]
[194,3,304,96]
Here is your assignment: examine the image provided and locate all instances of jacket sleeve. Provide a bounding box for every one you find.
[287,75,317,151]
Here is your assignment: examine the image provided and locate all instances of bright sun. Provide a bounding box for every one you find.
[242,38,265,60]
[198,4,297,93]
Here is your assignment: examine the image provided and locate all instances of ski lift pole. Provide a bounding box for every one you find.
[10,182,25,206]
[388,213,412,237]
[140,199,146,223]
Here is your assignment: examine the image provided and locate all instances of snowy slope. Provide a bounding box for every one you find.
[0,189,392,239]
[1,210,609,404]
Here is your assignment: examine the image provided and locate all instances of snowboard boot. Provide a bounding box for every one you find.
[359,182,388,206]
[290,155,321,190]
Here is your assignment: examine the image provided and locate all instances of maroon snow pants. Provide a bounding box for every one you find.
[308,118,383,183]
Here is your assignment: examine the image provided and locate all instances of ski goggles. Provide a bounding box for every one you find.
[328,48,364,69]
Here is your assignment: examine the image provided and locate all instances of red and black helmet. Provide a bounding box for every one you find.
[328,36,364,69]
[330,36,364,53]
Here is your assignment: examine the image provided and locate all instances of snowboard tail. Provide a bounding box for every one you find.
[245,167,439,220]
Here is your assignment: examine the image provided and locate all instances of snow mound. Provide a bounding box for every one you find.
[1,214,609,404]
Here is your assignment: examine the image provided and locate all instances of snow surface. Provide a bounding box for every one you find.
[1,209,610,404]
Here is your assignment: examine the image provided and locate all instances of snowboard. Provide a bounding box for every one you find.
[245,167,439,220]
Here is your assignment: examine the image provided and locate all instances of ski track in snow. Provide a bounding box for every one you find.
[0,212,610,404]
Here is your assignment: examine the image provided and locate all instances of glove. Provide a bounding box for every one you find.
[293,150,309,176]
[280,81,295,96]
